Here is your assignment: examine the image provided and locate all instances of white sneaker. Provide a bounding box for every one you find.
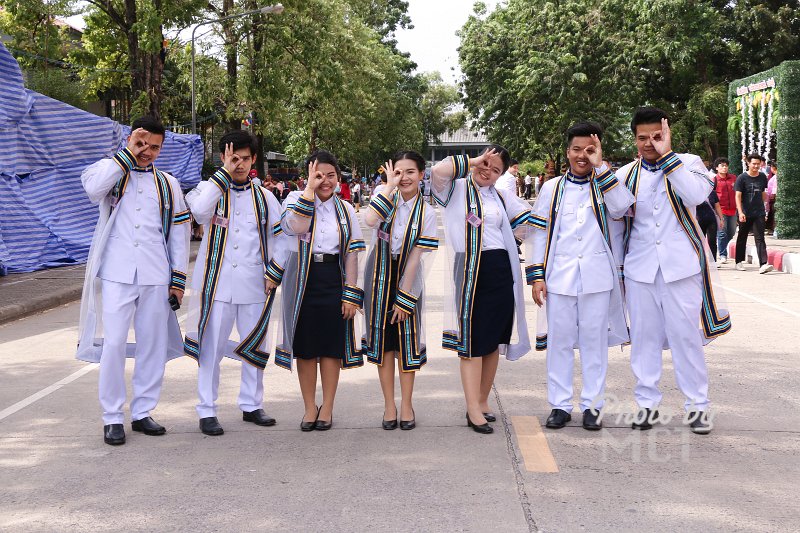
[759,263,774,274]
[735,262,746,271]
[720,256,728,264]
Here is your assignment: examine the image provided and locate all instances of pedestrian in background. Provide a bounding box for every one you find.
[735,154,773,274]
[713,157,737,264]
[766,161,778,235]
[696,188,723,264]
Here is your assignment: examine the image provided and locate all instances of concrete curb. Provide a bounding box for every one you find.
[0,285,85,326]
[0,248,200,326]
[728,242,800,274]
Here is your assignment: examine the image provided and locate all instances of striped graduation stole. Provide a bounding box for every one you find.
[274,196,365,370]
[442,176,483,358]
[622,159,731,339]
[365,193,429,371]
[183,183,276,369]
[531,171,612,351]
[111,167,176,240]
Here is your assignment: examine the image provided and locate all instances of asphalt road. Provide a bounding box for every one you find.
[1,213,798,532]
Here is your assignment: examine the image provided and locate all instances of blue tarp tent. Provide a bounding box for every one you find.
[0,42,203,273]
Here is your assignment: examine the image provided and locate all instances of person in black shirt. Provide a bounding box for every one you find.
[734,153,773,273]
[696,189,722,262]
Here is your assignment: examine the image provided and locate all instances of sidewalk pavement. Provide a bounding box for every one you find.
[728,234,800,274]
[0,242,201,326]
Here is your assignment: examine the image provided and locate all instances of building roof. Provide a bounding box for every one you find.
[432,127,488,146]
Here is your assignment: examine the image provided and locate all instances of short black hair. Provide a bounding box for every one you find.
[219,130,258,155]
[630,107,670,133]
[769,160,777,168]
[131,115,165,137]
[482,144,511,173]
[566,121,603,146]
[393,150,426,172]
[304,149,341,176]
[746,153,764,163]
[713,157,729,168]
[509,158,519,167]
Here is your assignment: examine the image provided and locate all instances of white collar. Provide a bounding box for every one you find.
[397,193,418,208]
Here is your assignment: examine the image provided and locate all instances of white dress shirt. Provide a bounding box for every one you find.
[479,186,506,251]
[495,171,518,200]
[547,181,612,296]
[620,154,712,284]
[83,163,171,286]
[389,193,438,254]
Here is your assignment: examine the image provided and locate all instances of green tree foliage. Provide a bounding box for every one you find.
[459,0,800,164]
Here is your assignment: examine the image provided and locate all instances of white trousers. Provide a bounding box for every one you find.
[545,290,611,412]
[626,270,709,411]
[99,279,169,424]
[196,300,265,418]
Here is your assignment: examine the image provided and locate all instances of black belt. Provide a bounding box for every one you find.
[312,253,339,263]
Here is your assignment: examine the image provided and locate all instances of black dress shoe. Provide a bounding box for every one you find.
[301,407,320,432]
[582,409,602,431]
[131,416,166,436]
[314,413,332,431]
[466,412,493,434]
[400,409,416,430]
[545,409,572,429]
[483,412,497,422]
[199,416,224,436]
[631,408,659,430]
[382,411,398,430]
[243,409,276,426]
[103,424,125,445]
[686,411,712,435]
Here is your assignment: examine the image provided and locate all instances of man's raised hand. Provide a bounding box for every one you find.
[126,128,151,159]
[649,118,673,157]
[221,143,242,175]
[584,134,604,168]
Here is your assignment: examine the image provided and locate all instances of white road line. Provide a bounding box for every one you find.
[722,285,800,319]
[0,364,98,422]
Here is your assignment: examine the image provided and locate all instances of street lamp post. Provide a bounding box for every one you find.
[191,3,284,134]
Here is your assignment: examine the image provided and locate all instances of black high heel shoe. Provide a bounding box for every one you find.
[400,409,415,430]
[382,410,398,430]
[483,412,497,422]
[315,410,332,431]
[301,406,320,432]
[466,412,493,434]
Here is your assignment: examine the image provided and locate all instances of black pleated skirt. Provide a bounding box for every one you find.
[381,257,401,353]
[469,249,514,357]
[293,260,346,359]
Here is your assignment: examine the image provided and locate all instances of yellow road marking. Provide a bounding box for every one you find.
[511,416,559,473]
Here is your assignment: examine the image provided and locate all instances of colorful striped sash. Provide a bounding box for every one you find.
[275,196,365,370]
[365,193,428,370]
[442,177,483,357]
[183,182,277,369]
[622,159,731,340]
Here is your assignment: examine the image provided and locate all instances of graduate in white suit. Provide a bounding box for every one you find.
[618,108,731,435]
[77,116,190,445]
[183,131,285,436]
[527,121,634,431]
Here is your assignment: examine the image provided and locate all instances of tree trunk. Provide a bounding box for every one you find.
[222,0,239,131]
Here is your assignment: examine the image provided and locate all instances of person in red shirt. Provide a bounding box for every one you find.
[339,179,352,204]
[713,157,738,264]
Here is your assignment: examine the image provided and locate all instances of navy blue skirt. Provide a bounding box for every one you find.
[293,261,346,359]
[469,249,514,357]
[381,257,401,353]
